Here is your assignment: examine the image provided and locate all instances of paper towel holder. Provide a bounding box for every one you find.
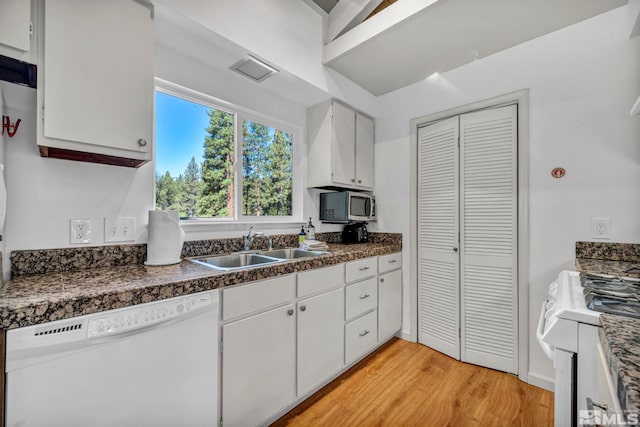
[144,210,185,266]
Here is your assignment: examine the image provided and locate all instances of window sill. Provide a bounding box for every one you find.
[180,219,305,238]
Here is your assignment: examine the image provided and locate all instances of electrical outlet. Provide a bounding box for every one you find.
[105,217,136,242]
[591,217,612,240]
[70,219,92,244]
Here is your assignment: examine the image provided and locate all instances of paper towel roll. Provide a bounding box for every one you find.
[145,210,185,266]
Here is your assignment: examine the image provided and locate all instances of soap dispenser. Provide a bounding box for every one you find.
[307,217,316,240]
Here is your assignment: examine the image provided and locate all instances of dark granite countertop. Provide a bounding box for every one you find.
[575,242,640,415]
[598,315,640,414]
[0,242,401,330]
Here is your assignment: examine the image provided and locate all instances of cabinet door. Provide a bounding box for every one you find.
[41,0,152,159]
[222,304,296,427]
[355,113,374,189]
[0,0,30,53]
[297,288,344,397]
[331,102,356,187]
[378,269,402,341]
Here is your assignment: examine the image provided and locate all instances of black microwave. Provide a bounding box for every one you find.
[319,191,376,223]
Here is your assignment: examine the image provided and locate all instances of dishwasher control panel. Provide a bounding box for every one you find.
[87,292,214,338]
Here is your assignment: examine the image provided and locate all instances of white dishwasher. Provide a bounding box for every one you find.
[5,289,219,427]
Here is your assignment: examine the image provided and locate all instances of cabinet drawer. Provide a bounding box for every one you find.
[222,274,296,320]
[298,264,344,298]
[345,310,378,365]
[378,253,401,274]
[345,257,377,283]
[345,277,378,320]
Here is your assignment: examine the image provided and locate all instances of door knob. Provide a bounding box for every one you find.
[453,247,458,252]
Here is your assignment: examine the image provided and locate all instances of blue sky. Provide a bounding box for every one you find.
[155,91,211,178]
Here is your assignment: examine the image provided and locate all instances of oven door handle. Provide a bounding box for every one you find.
[536,301,555,360]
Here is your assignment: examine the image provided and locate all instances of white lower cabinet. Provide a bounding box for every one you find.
[378,268,402,341]
[220,253,402,426]
[297,288,345,396]
[222,303,296,427]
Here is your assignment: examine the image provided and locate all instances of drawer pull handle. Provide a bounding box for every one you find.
[359,330,370,337]
[359,294,370,300]
[359,266,370,271]
[389,260,397,263]
[300,305,307,312]
[287,309,294,316]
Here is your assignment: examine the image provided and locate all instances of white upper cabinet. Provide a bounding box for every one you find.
[0,0,32,62]
[331,101,356,187]
[307,100,374,190]
[37,0,153,167]
[355,113,374,188]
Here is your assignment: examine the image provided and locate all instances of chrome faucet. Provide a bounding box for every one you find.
[243,226,254,251]
[243,226,273,251]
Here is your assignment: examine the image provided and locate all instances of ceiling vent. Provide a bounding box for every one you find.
[230,55,279,83]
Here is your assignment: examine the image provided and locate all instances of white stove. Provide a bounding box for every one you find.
[537,270,601,427]
[538,271,599,355]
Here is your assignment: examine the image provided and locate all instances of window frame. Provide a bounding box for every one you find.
[154,78,303,228]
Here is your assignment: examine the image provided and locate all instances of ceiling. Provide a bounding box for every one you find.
[322,0,627,96]
[312,0,339,13]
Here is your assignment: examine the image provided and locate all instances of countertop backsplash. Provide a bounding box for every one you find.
[10,232,402,278]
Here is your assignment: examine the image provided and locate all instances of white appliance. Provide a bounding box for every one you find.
[537,271,600,427]
[5,289,220,427]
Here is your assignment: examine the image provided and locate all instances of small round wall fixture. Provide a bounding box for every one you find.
[551,167,566,179]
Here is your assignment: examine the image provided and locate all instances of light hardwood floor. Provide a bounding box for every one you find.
[272,338,553,427]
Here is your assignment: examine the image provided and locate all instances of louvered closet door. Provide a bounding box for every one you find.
[460,105,518,374]
[417,117,460,360]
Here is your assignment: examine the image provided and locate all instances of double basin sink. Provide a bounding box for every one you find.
[188,248,328,271]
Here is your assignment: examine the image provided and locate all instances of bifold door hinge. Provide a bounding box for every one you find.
[29,22,33,40]
[459,328,461,338]
[220,339,223,353]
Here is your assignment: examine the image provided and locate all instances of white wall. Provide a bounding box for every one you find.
[375,6,640,387]
[155,0,378,115]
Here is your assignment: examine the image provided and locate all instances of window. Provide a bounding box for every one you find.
[154,80,299,223]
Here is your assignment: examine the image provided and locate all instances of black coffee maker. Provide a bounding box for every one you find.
[342,223,369,244]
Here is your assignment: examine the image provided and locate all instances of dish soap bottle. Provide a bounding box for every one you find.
[307,217,316,240]
[298,224,307,246]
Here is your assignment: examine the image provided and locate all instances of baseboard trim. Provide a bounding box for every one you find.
[527,371,554,392]
[399,330,414,342]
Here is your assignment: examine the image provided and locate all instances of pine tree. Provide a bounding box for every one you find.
[155,171,178,210]
[264,130,292,215]
[198,109,234,217]
[242,121,270,216]
[180,156,201,218]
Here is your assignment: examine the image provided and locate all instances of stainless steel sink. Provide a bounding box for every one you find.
[189,253,282,271]
[259,248,328,259]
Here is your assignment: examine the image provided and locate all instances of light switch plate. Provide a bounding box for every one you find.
[591,217,611,240]
[105,217,136,242]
